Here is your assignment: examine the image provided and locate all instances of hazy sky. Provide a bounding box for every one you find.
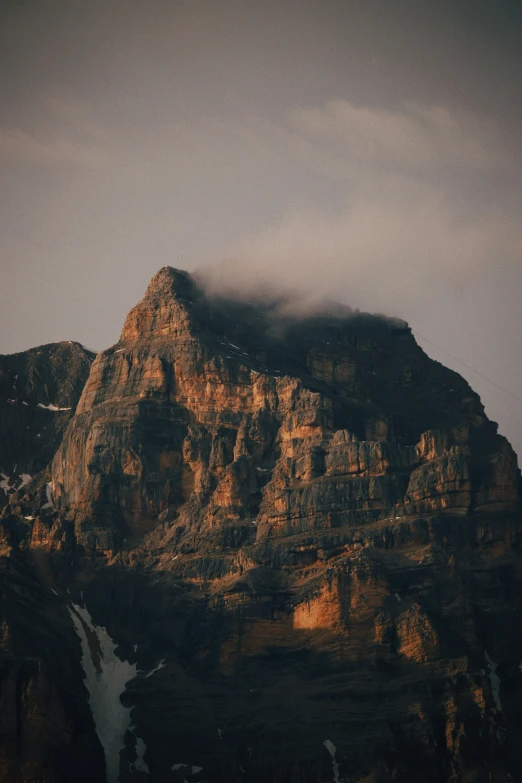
[2,0,522,458]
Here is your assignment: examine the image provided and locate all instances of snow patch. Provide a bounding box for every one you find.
[42,482,54,509]
[37,403,71,411]
[132,736,149,774]
[24,515,34,520]
[394,592,402,602]
[485,650,502,712]
[145,659,166,679]
[323,739,340,783]
[0,472,12,495]
[68,602,139,783]
[0,471,31,498]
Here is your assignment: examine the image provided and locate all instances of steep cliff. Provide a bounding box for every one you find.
[1,267,521,783]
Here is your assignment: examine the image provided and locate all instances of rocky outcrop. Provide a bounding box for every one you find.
[0,341,95,511]
[1,267,522,783]
[51,268,519,547]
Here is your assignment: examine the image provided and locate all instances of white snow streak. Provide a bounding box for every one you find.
[485,650,502,712]
[42,482,54,509]
[68,603,139,783]
[37,403,71,411]
[145,659,166,679]
[323,739,340,783]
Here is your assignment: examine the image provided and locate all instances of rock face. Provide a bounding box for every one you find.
[1,267,522,783]
[0,341,95,509]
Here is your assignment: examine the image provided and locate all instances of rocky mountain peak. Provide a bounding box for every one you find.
[119,266,200,343]
[144,266,197,301]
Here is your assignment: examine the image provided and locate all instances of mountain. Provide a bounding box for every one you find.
[1,266,521,783]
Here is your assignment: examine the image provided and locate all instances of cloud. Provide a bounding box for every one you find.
[203,186,522,318]
[0,128,110,167]
[288,99,507,175]
[201,100,521,324]
[0,88,110,168]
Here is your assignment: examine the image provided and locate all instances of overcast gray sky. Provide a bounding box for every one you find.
[2,0,522,458]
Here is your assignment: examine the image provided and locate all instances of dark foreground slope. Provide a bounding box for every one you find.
[1,267,521,783]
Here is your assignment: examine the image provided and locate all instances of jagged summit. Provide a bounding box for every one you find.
[144,266,198,301]
[119,266,201,343]
[121,265,412,354]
